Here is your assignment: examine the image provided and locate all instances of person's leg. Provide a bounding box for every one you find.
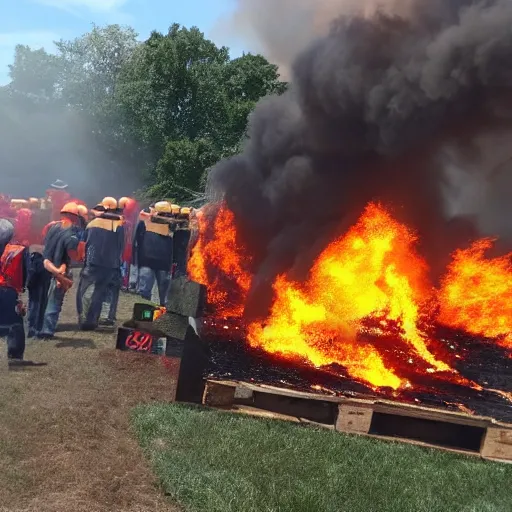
[83,267,113,328]
[128,264,139,292]
[77,266,96,326]
[39,279,67,338]
[27,285,39,338]
[7,322,25,360]
[138,267,155,301]
[107,270,122,323]
[156,270,172,307]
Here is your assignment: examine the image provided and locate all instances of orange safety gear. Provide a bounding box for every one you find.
[77,204,88,219]
[170,204,181,215]
[0,244,25,293]
[60,202,79,216]
[119,197,130,209]
[154,201,172,214]
[101,197,117,210]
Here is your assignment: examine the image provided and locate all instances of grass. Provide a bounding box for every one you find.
[132,404,512,512]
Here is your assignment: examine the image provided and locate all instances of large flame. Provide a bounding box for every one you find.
[188,204,251,317]
[439,239,512,349]
[189,201,512,391]
[248,203,450,389]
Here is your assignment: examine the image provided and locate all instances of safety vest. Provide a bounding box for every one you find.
[0,244,25,293]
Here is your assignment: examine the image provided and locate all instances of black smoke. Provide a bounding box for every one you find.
[208,0,512,318]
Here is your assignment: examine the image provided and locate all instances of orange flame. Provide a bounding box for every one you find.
[439,239,512,349]
[188,204,251,317]
[247,203,451,389]
[190,201,512,392]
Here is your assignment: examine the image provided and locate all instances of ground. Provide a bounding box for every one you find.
[0,282,181,512]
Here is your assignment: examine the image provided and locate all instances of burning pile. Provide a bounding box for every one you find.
[188,1,512,417]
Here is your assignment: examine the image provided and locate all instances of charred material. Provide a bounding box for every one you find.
[203,317,512,423]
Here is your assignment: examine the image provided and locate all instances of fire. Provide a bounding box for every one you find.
[439,239,512,349]
[190,200,512,393]
[188,204,251,317]
[248,203,451,389]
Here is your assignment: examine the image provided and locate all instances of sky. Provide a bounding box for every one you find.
[0,0,253,84]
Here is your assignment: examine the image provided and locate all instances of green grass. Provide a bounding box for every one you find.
[132,404,512,512]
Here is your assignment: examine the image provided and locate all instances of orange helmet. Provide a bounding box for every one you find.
[119,197,130,209]
[60,202,79,216]
[77,204,88,219]
[101,197,117,210]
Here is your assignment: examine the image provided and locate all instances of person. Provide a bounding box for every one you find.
[134,201,174,306]
[0,219,28,361]
[172,207,192,278]
[77,197,124,330]
[118,197,139,291]
[35,202,84,339]
[46,180,71,222]
[129,205,153,293]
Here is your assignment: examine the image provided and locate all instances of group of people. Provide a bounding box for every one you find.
[0,190,196,363]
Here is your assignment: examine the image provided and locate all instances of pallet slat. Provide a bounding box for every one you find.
[202,379,512,463]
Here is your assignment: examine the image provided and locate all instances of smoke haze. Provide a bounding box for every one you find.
[208,0,512,318]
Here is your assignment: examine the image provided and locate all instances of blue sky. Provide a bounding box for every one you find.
[0,0,253,84]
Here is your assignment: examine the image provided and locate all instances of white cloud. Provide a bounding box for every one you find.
[0,31,60,85]
[35,0,127,12]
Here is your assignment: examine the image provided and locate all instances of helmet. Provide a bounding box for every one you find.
[180,207,191,217]
[29,197,39,207]
[119,197,130,209]
[61,202,79,216]
[77,204,88,219]
[101,197,117,210]
[154,201,172,214]
[170,204,181,215]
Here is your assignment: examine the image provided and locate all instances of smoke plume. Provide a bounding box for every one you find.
[208,0,512,318]
[0,92,142,205]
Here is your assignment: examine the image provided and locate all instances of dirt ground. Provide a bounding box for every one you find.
[0,282,180,512]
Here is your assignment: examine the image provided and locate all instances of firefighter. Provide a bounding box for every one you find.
[129,205,153,293]
[0,219,28,361]
[77,197,124,330]
[33,202,84,339]
[134,201,174,306]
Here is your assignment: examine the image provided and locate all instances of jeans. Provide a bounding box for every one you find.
[0,287,25,359]
[27,272,52,337]
[77,265,117,328]
[101,269,121,322]
[128,264,139,291]
[40,277,67,337]
[138,267,171,306]
[0,324,25,360]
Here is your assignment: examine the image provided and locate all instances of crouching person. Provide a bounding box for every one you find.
[0,219,28,361]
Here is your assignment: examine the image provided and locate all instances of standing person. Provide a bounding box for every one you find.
[37,202,84,339]
[135,201,174,307]
[46,180,71,222]
[77,197,124,331]
[172,207,192,278]
[0,219,28,362]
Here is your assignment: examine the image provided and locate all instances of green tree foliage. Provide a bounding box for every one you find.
[4,23,287,202]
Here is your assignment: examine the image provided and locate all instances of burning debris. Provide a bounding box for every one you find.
[188,1,512,419]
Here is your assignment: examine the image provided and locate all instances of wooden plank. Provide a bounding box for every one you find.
[202,381,236,407]
[207,379,510,428]
[481,427,512,461]
[336,404,373,434]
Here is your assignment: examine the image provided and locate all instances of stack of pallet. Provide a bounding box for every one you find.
[203,379,512,463]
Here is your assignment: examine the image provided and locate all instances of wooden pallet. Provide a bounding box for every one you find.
[202,379,512,462]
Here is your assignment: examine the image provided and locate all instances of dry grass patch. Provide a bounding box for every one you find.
[0,286,180,512]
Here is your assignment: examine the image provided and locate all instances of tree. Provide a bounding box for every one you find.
[117,24,287,201]
[8,45,62,100]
